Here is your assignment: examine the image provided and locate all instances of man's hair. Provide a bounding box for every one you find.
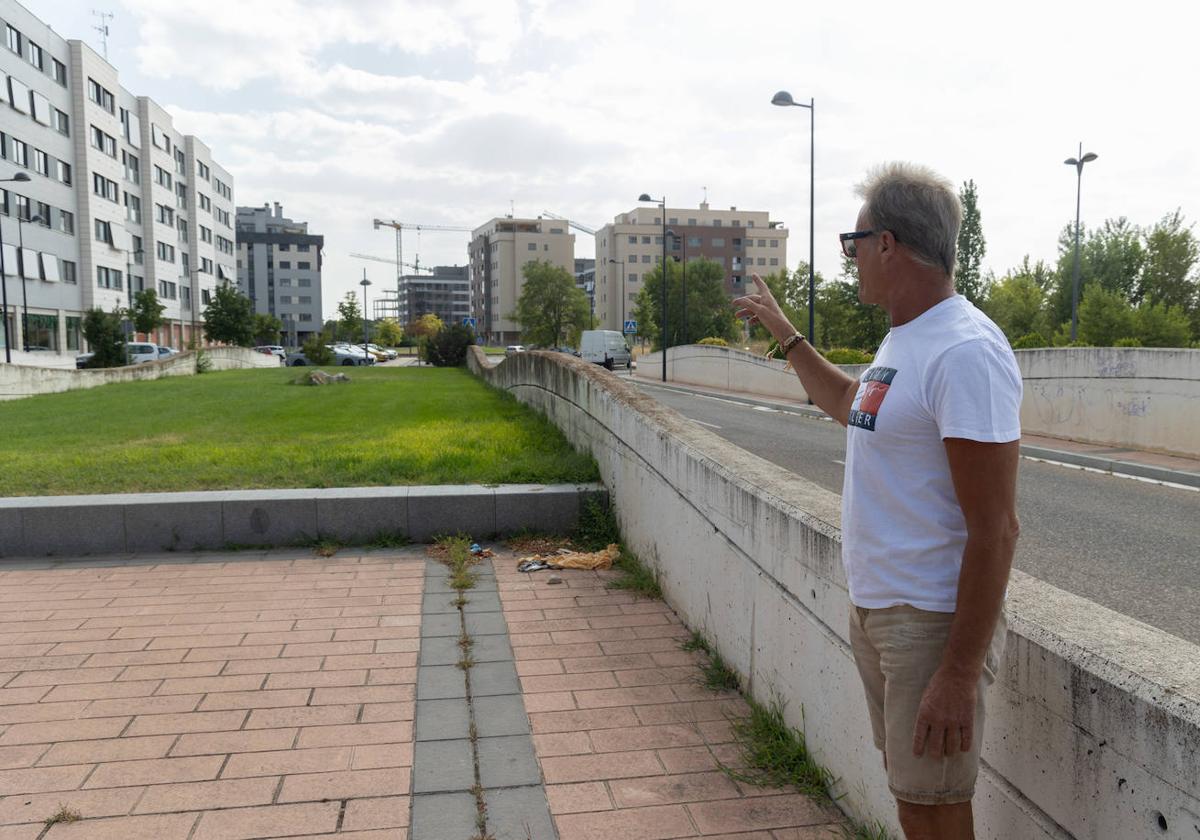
[855,162,962,276]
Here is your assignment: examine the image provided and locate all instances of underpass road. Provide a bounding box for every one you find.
[629,377,1200,645]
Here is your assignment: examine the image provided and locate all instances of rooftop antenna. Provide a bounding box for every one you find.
[509,199,514,218]
[702,185,708,203]
[91,10,113,61]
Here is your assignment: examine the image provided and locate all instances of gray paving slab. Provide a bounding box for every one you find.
[412,738,476,793]
[421,634,513,666]
[426,574,498,593]
[21,504,126,556]
[466,611,509,636]
[420,612,463,638]
[473,694,531,738]
[469,661,521,697]
[477,734,543,788]
[461,590,503,613]
[222,498,318,546]
[410,792,479,839]
[422,592,465,614]
[124,501,224,553]
[417,665,468,700]
[415,698,470,742]
[484,785,559,840]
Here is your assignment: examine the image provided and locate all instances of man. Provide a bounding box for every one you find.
[733,162,1021,840]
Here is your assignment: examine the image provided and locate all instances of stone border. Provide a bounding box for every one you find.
[0,484,606,558]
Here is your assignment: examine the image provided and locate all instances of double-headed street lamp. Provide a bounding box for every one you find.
[637,193,667,382]
[607,258,625,336]
[15,212,43,350]
[771,90,815,344]
[359,272,372,362]
[1065,143,1098,343]
[0,171,31,362]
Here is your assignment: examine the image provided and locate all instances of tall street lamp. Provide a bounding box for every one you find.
[607,258,626,337]
[0,171,31,362]
[771,90,815,343]
[359,271,372,363]
[1065,143,1098,343]
[638,193,667,382]
[666,229,688,344]
[124,246,143,340]
[15,212,42,350]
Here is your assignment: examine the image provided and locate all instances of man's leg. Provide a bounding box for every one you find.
[897,800,974,840]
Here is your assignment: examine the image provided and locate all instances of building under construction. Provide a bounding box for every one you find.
[372,265,470,327]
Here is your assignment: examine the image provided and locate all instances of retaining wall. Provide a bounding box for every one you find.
[0,347,280,401]
[470,346,1200,840]
[640,344,1200,458]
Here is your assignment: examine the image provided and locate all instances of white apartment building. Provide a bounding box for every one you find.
[468,216,574,344]
[0,0,235,356]
[594,202,788,333]
[235,203,323,346]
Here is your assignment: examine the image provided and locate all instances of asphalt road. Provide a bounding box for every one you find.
[627,377,1200,645]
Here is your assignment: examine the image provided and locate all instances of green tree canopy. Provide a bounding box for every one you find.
[1139,210,1198,313]
[983,272,1045,342]
[811,256,889,351]
[1076,284,1135,346]
[955,179,987,304]
[203,284,256,347]
[337,292,362,342]
[631,257,739,351]
[1133,300,1193,347]
[374,318,403,347]
[82,308,127,368]
[253,313,283,346]
[407,313,443,340]
[129,289,166,337]
[511,260,590,348]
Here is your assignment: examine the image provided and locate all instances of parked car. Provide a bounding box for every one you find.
[368,343,397,360]
[579,330,631,370]
[75,342,160,369]
[287,345,375,367]
[254,345,287,362]
[157,346,179,359]
[505,345,526,357]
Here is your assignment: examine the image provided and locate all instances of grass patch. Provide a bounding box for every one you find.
[607,546,662,600]
[681,631,710,653]
[842,820,893,839]
[44,805,82,827]
[0,368,598,496]
[365,531,410,549]
[726,697,835,798]
[310,538,342,558]
[506,529,575,554]
[572,497,621,551]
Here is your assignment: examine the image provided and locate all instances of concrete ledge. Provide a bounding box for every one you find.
[0,484,605,558]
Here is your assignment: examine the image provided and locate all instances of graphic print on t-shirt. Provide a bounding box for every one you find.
[847,366,898,431]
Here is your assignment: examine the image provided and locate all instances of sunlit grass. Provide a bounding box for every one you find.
[0,367,598,496]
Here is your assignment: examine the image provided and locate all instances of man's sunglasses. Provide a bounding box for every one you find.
[839,228,893,258]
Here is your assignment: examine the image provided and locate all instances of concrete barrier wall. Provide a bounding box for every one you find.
[470,346,1200,840]
[639,345,1200,458]
[0,347,280,401]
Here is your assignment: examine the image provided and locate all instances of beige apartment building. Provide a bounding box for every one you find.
[468,216,574,344]
[594,202,788,334]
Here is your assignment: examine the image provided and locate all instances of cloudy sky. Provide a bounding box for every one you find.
[40,0,1200,318]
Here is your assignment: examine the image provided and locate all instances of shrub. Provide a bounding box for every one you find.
[301,330,333,365]
[81,308,127,368]
[823,347,874,365]
[697,337,728,347]
[426,324,474,367]
[1114,337,1143,347]
[1011,332,1046,349]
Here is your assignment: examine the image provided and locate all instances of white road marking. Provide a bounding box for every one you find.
[832,459,845,465]
[1021,455,1198,492]
[689,419,722,429]
[753,405,777,412]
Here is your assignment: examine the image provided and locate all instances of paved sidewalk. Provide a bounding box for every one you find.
[0,547,849,839]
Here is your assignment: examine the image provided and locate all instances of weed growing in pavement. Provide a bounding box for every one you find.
[44,805,81,827]
[700,648,740,692]
[725,696,835,797]
[457,654,476,671]
[681,631,710,653]
[841,819,894,839]
[457,632,474,652]
[607,546,662,600]
[453,593,469,608]
[310,537,343,557]
[572,496,620,550]
[365,531,410,549]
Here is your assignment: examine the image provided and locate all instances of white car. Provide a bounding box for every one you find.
[505,345,526,357]
[255,345,287,362]
[287,345,374,367]
[76,342,160,369]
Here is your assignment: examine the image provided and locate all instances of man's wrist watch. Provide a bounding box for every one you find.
[779,332,806,355]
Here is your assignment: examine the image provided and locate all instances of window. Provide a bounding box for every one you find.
[51,108,69,135]
[13,193,28,220]
[157,280,177,299]
[198,193,211,212]
[279,278,292,287]
[641,236,651,244]
[200,226,212,243]
[757,257,766,266]
[61,260,76,284]
[174,147,185,175]
[96,266,122,289]
[215,208,230,227]
[151,124,169,152]
[746,220,755,228]
[200,257,213,274]
[733,238,742,250]
[713,219,722,227]
[279,295,293,304]
[299,296,312,305]
[297,244,310,251]
[94,218,113,243]
[667,218,678,225]
[181,286,190,309]
[33,148,48,176]
[87,78,115,113]
[711,238,725,247]
[757,239,766,247]
[177,217,187,242]
[5,24,21,54]
[297,261,311,270]
[201,289,211,305]
[90,125,117,157]
[57,209,74,235]
[122,150,139,183]
[299,313,313,322]
[688,218,697,226]
[687,236,701,247]
[131,235,143,262]
[627,235,636,244]
[26,40,42,70]
[93,173,118,202]
[120,108,140,147]
[732,220,741,228]
[35,201,48,226]
[216,235,233,255]
[641,255,650,264]
[10,138,27,167]
[278,260,291,269]
[156,241,175,262]
[153,166,171,188]
[298,278,311,287]
[770,239,779,248]
[176,182,186,208]
[124,192,141,222]
[278,243,290,251]
[155,204,174,226]
[197,161,210,180]
[769,257,779,266]
[51,58,66,86]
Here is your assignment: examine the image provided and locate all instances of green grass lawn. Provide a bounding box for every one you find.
[0,368,599,496]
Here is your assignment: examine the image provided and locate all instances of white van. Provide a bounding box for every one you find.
[579,330,631,370]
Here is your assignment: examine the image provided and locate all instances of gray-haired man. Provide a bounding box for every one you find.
[734,163,1021,840]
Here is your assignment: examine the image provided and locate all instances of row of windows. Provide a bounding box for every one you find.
[214,207,230,228]
[0,131,70,184]
[213,177,231,201]
[92,173,118,203]
[626,233,779,248]
[0,189,72,234]
[5,23,67,86]
[2,247,74,283]
[277,277,313,287]
[277,295,314,304]
[96,265,122,290]
[87,77,115,114]
[90,124,116,157]
[274,243,312,252]
[215,234,233,255]
[276,261,313,269]
[6,75,69,136]
[154,165,172,189]
[197,160,210,181]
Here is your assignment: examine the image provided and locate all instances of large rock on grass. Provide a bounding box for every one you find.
[296,370,351,386]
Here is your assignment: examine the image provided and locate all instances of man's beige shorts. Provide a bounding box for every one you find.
[848,603,1007,805]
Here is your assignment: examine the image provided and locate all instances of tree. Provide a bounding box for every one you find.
[955,179,987,304]
[1133,300,1193,347]
[337,292,362,343]
[631,258,738,351]
[301,329,333,365]
[81,308,126,368]
[406,313,443,341]
[1076,284,1135,346]
[252,313,283,346]
[374,318,402,347]
[811,255,889,351]
[982,272,1045,341]
[511,260,590,348]
[1139,210,1199,317]
[203,284,255,347]
[129,290,166,338]
[426,324,475,366]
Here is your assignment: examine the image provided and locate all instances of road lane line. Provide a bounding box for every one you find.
[689,419,722,429]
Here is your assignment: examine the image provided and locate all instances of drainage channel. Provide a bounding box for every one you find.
[410,556,557,839]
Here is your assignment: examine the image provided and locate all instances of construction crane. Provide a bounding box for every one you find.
[372,219,473,323]
[540,211,597,236]
[348,252,429,274]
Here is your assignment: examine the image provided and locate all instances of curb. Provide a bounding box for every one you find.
[0,483,607,559]
[633,378,1200,490]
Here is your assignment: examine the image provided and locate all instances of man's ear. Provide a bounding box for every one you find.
[878,230,896,259]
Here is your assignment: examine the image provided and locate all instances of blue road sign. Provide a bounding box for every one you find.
[462,317,477,328]
[623,319,637,334]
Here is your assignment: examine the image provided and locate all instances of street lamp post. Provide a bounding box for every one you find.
[1065,143,1098,343]
[16,212,42,351]
[680,232,687,344]
[638,194,667,382]
[124,247,143,341]
[359,272,372,363]
[771,91,815,343]
[0,172,32,363]
[607,258,626,337]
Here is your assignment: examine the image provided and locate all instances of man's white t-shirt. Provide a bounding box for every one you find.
[842,295,1023,613]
